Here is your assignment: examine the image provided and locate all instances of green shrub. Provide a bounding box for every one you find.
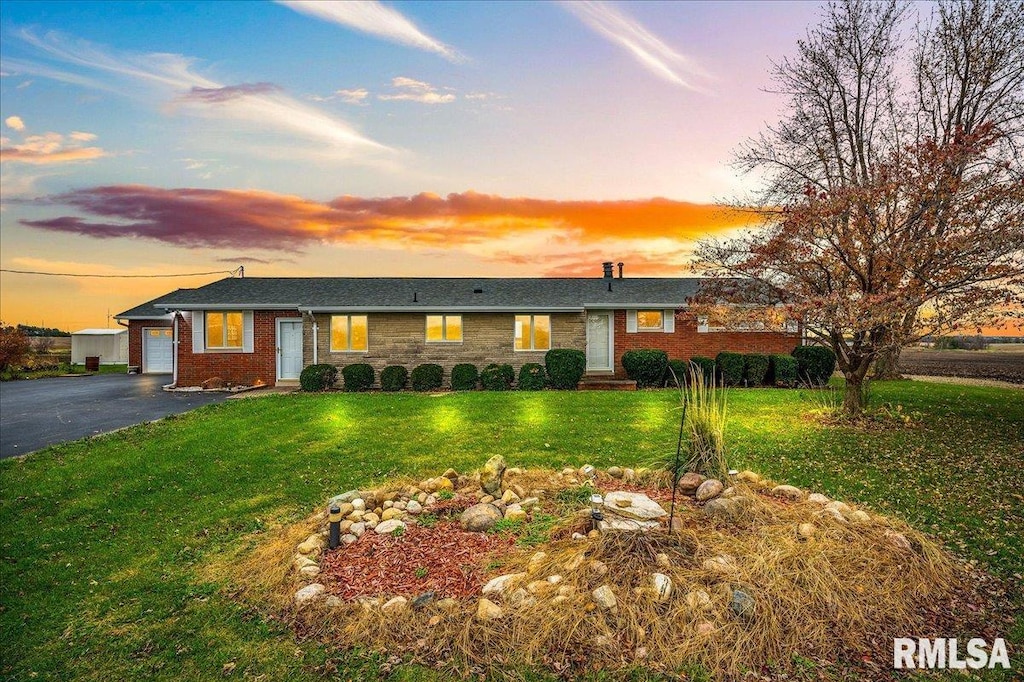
[380,365,408,392]
[480,363,514,390]
[792,345,837,386]
[411,363,444,391]
[665,359,689,387]
[341,363,374,392]
[620,349,669,388]
[715,351,744,386]
[450,363,479,391]
[544,349,586,389]
[299,363,338,391]
[517,363,547,390]
[768,354,798,386]
[688,356,716,384]
[742,353,770,386]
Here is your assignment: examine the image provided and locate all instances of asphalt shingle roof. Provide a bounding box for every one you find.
[139,277,709,311]
[114,289,191,319]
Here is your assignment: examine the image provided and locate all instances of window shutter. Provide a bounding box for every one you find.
[663,309,675,333]
[626,310,638,333]
[242,311,254,353]
[192,311,205,353]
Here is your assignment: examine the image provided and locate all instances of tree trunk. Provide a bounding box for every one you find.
[872,345,903,379]
[842,362,871,417]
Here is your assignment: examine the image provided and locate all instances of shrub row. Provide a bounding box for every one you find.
[300,349,588,392]
[624,346,835,388]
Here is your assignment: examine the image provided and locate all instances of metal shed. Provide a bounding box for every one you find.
[71,328,129,365]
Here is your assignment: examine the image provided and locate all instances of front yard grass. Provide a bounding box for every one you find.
[1,381,1021,680]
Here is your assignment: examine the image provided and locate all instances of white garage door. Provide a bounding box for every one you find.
[143,328,173,374]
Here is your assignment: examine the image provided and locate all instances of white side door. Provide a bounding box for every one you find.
[586,312,613,371]
[277,320,304,381]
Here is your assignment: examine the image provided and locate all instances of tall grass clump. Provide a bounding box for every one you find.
[683,363,728,479]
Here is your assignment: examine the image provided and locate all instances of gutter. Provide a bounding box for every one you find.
[171,311,179,387]
[298,305,585,313]
[312,315,318,365]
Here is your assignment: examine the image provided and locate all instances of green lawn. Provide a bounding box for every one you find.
[1,382,1021,680]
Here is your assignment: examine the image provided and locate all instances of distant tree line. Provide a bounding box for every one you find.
[16,325,70,337]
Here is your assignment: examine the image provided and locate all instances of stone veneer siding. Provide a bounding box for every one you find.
[611,310,802,378]
[307,312,587,385]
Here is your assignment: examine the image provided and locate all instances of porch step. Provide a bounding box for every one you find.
[578,376,637,391]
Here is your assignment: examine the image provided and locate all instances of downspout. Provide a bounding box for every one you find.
[171,311,179,387]
[311,314,319,365]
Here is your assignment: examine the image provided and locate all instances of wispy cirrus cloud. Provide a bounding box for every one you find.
[11,29,391,159]
[278,0,463,62]
[21,185,756,274]
[378,77,455,104]
[563,1,710,91]
[1,129,107,165]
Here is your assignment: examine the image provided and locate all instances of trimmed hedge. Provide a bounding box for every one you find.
[716,351,744,386]
[621,349,669,388]
[341,363,375,392]
[380,365,408,392]
[768,354,798,386]
[665,359,689,387]
[517,363,547,390]
[545,349,586,390]
[480,363,514,391]
[792,345,837,386]
[689,356,716,384]
[742,353,770,386]
[450,363,479,391]
[411,363,444,392]
[299,363,338,391]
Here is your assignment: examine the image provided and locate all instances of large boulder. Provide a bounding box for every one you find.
[677,472,704,495]
[460,503,503,532]
[695,479,724,501]
[480,455,507,495]
[602,491,668,521]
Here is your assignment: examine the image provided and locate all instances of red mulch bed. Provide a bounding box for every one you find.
[319,520,515,600]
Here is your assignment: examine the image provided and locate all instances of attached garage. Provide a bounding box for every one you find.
[71,328,129,365]
[142,328,174,374]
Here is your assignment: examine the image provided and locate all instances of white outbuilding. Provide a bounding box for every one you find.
[71,328,129,365]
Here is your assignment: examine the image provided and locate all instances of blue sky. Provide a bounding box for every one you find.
[0,1,821,329]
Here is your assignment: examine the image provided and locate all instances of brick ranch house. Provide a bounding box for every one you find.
[115,264,801,388]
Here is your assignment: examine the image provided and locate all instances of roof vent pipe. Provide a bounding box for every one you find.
[413,292,418,303]
[602,261,614,279]
[617,262,624,279]
[607,280,613,292]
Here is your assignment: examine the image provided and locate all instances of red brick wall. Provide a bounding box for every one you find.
[127,320,172,369]
[175,310,300,387]
[611,310,801,378]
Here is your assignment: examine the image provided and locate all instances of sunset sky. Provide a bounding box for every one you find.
[3,1,836,330]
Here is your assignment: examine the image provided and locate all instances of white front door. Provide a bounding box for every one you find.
[277,320,304,381]
[143,328,173,374]
[586,312,613,371]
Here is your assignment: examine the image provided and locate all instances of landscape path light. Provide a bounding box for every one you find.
[328,504,341,549]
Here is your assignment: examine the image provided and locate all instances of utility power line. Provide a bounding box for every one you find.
[0,266,243,278]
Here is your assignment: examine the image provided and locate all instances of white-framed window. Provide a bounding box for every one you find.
[426,314,463,342]
[636,310,664,331]
[330,315,368,352]
[697,316,710,333]
[205,311,244,349]
[514,314,551,351]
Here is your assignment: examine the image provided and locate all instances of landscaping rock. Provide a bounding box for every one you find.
[330,490,361,505]
[807,493,831,505]
[588,560,609,579]
[696,621,715,636]
[772,484,805,501]
[685,590,711,610]
[442,467,459,481]
[293,554,316,570]
[731,589,755,619]
[363,512,380,525]
[406,500,423,515]
[825,500,852,516]
[482,572,527,596]
[602,491,668,521]
[460,503,503,532]
[480,455,507,495]
[656,553,671,568]
[335,502,354,517]
[651,573,672,602]
[607,466,624,478]
[622,467,636,482]
[886,530,913,551]
[349,522,366,537]
[324,595,342,608]
[501,489,520,505]
[580,464,596,478]
[411,592,435,610]
[352,498,366,512]
[434,477,454,492]
[592,585,617,611]
[736,470,762,484]
[381,508,403,522]
[299,564,321,577]
[341,533,358,545]
[294,583,325,607]
[374,519,406,535]
[437,597,459,611]
[850,510,871,523]
[703,498,738,521]
[696,479,725,501]
[476,598,504,621]
[526,579,554,596]
[702,555,737,575]
[297,534,322,555]
[381,596,408,615]
[503,504,527,522]
[677,472,704,494]
[527,551,548,574]
[797,523,816,539]
[508,588,536,608]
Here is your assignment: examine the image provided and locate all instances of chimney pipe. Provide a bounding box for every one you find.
[617,262,624,279]
[602,261,614,279]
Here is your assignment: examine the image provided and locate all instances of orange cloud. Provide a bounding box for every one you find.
[1,130,107,165]
[23,186,757,251]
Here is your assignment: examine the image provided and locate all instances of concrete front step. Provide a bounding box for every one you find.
[578,376,637,391]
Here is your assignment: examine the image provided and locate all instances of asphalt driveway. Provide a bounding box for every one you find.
[0,374,230,458]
